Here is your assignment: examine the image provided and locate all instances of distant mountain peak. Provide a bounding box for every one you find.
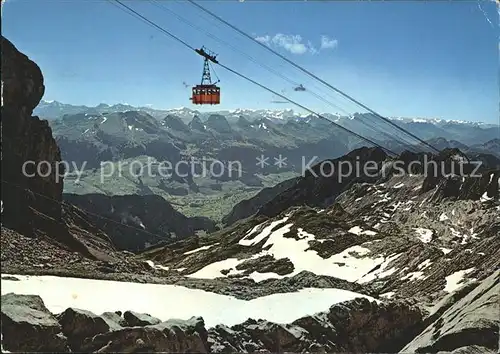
[188,115,206,131]
[237,116,252,128]
[162,114,191,132]
[206,114,232,133]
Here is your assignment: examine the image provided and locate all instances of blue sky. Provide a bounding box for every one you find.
[2,0,499,123]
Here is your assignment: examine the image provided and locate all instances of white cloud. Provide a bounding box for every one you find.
[308,40,319,55]
[271,34,313,54]
[254,33,338,55]
[255,35,271,45]
[320,35,338,50]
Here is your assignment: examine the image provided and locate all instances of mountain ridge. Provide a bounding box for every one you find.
[36,99,498,127]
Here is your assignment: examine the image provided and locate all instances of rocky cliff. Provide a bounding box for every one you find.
[1,37,118,258]
[1,36,63,235]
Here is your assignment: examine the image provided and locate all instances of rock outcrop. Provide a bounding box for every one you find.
[209,298,424,353]
[401,270,500,353]
[1,36,63,236]
[188,115,206,131]
[1,36,117,259]
[1,294,69,352]
[1,294,209,353]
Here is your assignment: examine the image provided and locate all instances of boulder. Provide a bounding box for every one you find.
[1,293,68,352]
[81,316,209,353]
[57,307,110,349]
[123,310,162,327]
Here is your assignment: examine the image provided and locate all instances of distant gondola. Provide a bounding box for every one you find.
[294,84,306,92]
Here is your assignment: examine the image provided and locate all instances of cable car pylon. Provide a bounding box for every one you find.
[191,46,221,105]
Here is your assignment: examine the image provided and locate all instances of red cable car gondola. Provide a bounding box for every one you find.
[190,47,221,105]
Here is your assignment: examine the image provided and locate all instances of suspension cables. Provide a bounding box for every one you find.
[110,0,397,155]
[217,62,398,155]
[149,0,355,119]
[112,0,196,51]
[140,0,412,151]
[184,0,440,154]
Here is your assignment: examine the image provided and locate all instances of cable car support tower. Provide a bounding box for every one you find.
[191,46,220,105]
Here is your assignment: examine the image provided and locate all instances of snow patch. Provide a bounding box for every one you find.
[357,253,401,284]
[413,228,433,243]
[417,259,432,270]
[480,191,493,202]
[187,258,242,279]
[144,260,169,271]
[444,268,475,293]
[401,271,425,282]
[184,244,219,255]
[0,275,378,328]
[189,224,393,283]
[348,226,377,236]
[239,217,289,246]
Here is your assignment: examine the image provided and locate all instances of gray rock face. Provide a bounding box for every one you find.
[1,294,69,352]
[79,316,209,353]
[123,310,162,327]
[57,307,110,349]
[401,270,500,353]
[439,345,497,354]
[0,294,209,353]
[100,311,127,330]
[208,297,424,353]
[1,36,63,236]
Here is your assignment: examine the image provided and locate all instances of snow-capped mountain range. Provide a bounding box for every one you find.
[35,100,496,127]
[36,100,499,147]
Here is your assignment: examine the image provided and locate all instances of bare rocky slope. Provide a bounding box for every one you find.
[1,36,499,353]
[63,193,217,251]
